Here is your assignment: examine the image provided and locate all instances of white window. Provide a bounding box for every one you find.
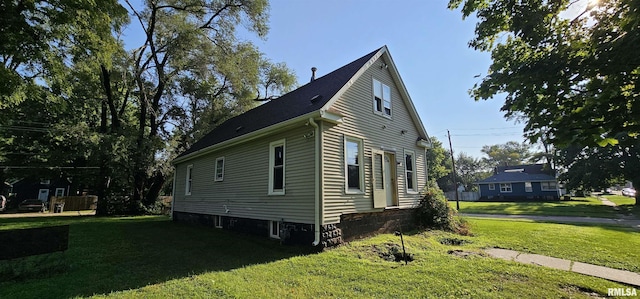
[269,139,285,195]
[525,182,533,192]
[500,183,512,193]
[488,184,495,190]
[215,157,225,182]
[344,136,364,193]
[213,215,223,228]
[373,79,391,117]
[404,150,417,193]
[55,188,65,197]
[269,220,280,239]
[541,181,557,191]
[185,165,193,195]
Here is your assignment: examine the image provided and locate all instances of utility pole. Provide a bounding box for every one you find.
[447,130,460,210]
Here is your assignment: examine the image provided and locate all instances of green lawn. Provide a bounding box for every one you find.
[0,215,635,298]
[453,196,625,218]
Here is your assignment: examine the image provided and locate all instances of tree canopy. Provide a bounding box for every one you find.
[448,0,639,147]
[449,0,640,203]
[1,0,297,214]
[481,141,532,167]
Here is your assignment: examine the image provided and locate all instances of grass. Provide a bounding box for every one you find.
[453,196,627,218]
[464,217,640,272]
[0,215,635,298]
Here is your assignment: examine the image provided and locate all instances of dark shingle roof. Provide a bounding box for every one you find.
[177,47,382,159]
[477,172,556,184]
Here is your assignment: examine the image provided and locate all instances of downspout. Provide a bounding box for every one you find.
[170,168,176,219]
[307,117,321,246]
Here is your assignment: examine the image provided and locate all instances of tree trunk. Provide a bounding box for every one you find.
[143,171,165,206]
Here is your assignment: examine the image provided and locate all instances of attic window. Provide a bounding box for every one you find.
[373,79,391,117]
[310,94,322,103]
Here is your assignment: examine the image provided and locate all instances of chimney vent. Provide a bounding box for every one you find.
[310,67,317,82]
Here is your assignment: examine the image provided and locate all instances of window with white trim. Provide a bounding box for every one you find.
[269,220,280,239]
[55,188,65,197]
[525,182,533,192]
[373,79,391,117]
[213,215,223,228]
[269,140,285,195]
[185,165,193,195]
[500,183,512,193]
[541,181,557,191]
[488,183,495,190]
[404,150,417,193]
[344,136,364,193]
[215,157,225,182]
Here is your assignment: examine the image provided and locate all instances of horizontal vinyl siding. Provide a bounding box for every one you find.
[322,56,427,224]
[174,124,316,224]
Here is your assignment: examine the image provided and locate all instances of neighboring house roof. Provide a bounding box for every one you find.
[175,46,430,163]
[495,164,549,174]
[477,164,556,184]
[477,172,557,184]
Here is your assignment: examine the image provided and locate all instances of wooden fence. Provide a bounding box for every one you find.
[49,196,98,212]
[444,191,480,202]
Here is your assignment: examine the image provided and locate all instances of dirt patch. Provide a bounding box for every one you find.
[438,237,472,246]
[372,243,414,263]
[560,284,606,298]
[447,249,482,258]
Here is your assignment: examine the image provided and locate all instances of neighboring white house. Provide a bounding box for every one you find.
[172,46,432,247]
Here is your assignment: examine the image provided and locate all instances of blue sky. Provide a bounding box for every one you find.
[247,0,528,158]
[122,0,536,158]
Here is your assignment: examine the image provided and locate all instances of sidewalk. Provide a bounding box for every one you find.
[460,213,640,229]
[486,248,640,287]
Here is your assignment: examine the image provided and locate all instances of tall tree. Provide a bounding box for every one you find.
[449,0,640,204]
[481,141,532,167]
[425,137,452,185]
[456,152,491,191]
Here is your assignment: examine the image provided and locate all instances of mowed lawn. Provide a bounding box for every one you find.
[1,215,637,298]
[453,196,635,218]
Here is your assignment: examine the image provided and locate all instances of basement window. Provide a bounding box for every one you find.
[270,220,280,239]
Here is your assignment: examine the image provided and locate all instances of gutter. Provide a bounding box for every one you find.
[307,117,321,246]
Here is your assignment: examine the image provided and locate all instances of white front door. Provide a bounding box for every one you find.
[38,189,49,201]
[372,149,386,208]
[384,153,397,206]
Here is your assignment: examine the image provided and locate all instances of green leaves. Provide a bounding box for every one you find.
[450,0,639,148]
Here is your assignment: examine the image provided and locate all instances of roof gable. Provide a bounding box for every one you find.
[176,47,382,160]
[175,46,431,162]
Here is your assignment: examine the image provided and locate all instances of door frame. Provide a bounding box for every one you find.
[372,149,399,208]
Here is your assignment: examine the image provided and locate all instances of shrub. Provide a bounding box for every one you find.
[415,180,470,235]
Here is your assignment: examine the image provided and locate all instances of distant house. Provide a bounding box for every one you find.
[476,164,559,201]
[171,46,433,247]
[10,177,72,202]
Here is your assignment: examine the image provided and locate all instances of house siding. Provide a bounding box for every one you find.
[173,123,316,224]
[321,55,426,224]
[479,182,559,200]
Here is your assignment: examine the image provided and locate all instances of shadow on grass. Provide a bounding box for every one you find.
[0,216,313,298]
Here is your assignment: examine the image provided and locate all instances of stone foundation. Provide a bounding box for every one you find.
[172,211,314,245]
[173,209,418,249]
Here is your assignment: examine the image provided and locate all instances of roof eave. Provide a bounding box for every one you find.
[172,110,323,165]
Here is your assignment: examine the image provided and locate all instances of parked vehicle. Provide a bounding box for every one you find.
[17,199,45,212]
[622,188,637,197]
